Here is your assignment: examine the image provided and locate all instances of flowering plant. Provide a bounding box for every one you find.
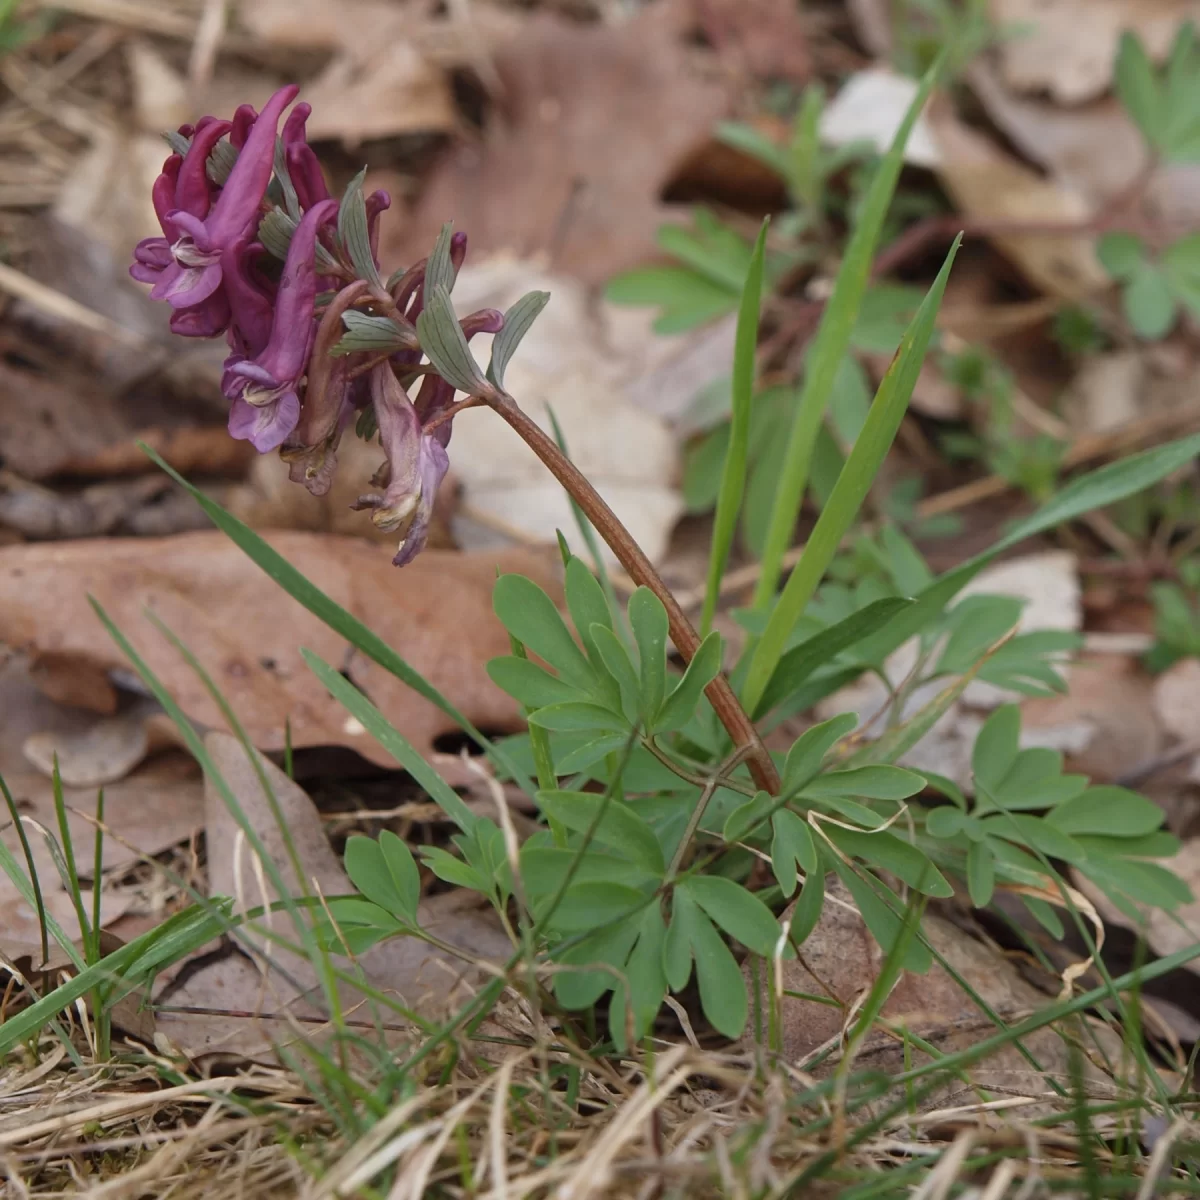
[131,81,1196,1047]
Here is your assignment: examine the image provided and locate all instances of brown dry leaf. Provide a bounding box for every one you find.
[966,60,1200,228]
[987,0,1200,104]
[758,882,1121,1110]
[21,702,155,788]
[687,0,811,82]
[157,733,509,1060]
[446,260,686,565]
[386,8,729,285]
[0,531,559,773]
[926,101,1108,301]
[1153,658,1200,745]
[1022,654,1162,782]
[303,43,455,145]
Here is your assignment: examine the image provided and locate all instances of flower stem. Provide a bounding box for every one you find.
[488,392,780,795]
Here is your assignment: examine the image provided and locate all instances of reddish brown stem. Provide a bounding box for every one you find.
[488,392,780,795]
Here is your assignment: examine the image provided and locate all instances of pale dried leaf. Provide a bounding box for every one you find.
[819,68,941,168]
[927,102,1108,300]
[988,0,1200,104]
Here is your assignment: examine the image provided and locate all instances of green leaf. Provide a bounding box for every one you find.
[1124,265,1176,339]
[316,899,407,955]
[1163,233,1200,319]
[541,880,647,933]
[701,219,769,636]
[654,631,723,733]
[425,222,456,296]
[783,713,857,791]
[493,574,596,690]
[416,283,491,395]
[935,595,1022,676]
[557,733,628,775]
[802,765,926,801]
[616,904,668,1046]
[604,265,738,333]
[833,859,931,973]
[344,831,420,922]
[827,828,952,897]
[715,120,790,178]
[749,53,946,624]
[520,846,659,898]
[982,813,1086,864]
[420,845,488,892]
[337,167,382,287]
[1047,786,1166,838]
[926,807,966,839]
[754,598,913,718]
[1073,831,1180,859]
[787,864,825,946]
[488,290,550,390]
[331,311,417,357]
[536,790,665,874]
[771,809,817,897]
[725,791,775,844]
[743,235,962,714]
[690,906,748,1038]
[972,705,1020,795]
[564,556,613,665]
[487,656,582,708]
[528,702,629,734]
[967,839,996,907]
[1097,231,1147,279]
[683,875,784,957]
[590,625,641,717]
[555,922,639,1010]
[1082,855,1192,911]
[664,887,700,991]
[1115,31,1163,149]
[657,222,752,293]
[629,588,669,720]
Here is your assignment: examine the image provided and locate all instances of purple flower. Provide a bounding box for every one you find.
[130,116,230,290]
[353,363,448,565]
[224,197,339,452]
[282,102,332,212]
[146,85,298,318]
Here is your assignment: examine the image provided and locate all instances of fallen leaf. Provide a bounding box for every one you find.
[754,880,1121,1111]
[1154,658,1200,745]
[1022,654,1162,783]
[303,42,455,145]
[987,0,1200,104]
[157,733,510,1061]
[818,68,941,168]
[22,704,153,788]
[0,531,560,771]
[386,8,730,285]
[966,60,1200,229]
[446,259,685,565]
[687,0,811,82]
[927,101,1108,300]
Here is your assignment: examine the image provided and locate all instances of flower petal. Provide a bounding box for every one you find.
[228,389,300,452]
[151,259,224,309]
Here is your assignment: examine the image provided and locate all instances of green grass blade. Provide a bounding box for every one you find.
[302,649,477,833]
[856,429,1200,666]
[750,52,945,616]
[742,237,961,714]
[138,444,535,796]
[701,218,769,638]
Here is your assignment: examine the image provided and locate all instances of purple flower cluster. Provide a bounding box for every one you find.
[131,85,508,567]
